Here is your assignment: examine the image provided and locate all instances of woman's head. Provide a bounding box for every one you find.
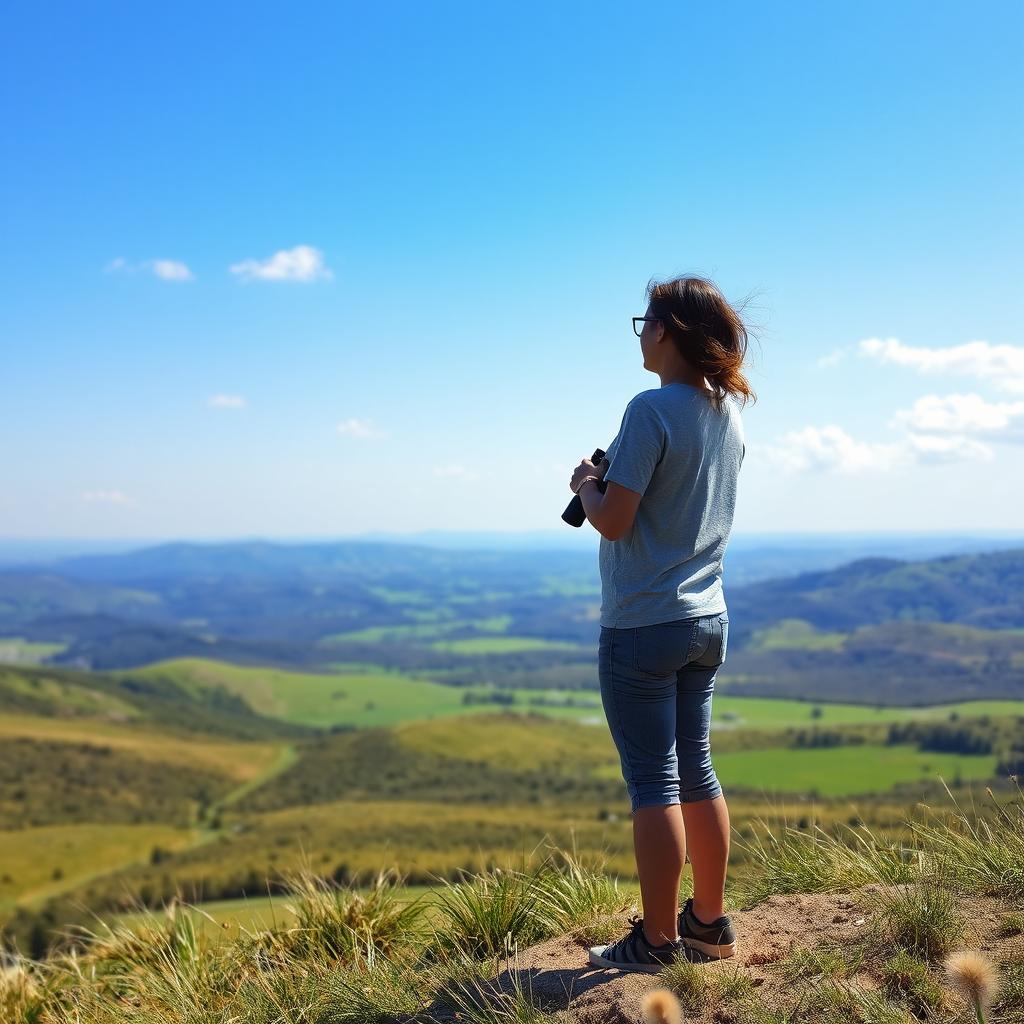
[639,274,757,411]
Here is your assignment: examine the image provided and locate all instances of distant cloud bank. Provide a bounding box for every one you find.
[754,424,994,474]
[769,335,1024,472]
[859,337,1024,394]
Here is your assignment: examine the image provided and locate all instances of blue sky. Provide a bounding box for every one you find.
[2,1,1022,541]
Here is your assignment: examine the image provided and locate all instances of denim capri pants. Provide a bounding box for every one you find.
[598,612,729,813]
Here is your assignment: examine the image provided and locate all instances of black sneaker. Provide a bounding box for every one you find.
[677,897,737,959]
[588,914,683,973]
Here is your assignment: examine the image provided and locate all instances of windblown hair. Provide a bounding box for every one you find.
[646,274,758,413]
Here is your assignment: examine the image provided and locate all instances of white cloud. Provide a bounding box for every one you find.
[902,432,995,464]
[890,393,1024,439]
[782,337,1024,473]
[146,259,194,281]
[336,418,386,438]
[756,425,908,474]
[754,424,994,474]
[859,337,1024,393]
[81,489,130,504]
[208,395,247,409]
[229,245,333,283]
[103,257,194,281]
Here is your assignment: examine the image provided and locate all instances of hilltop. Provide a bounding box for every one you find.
[2,785,1022,1023]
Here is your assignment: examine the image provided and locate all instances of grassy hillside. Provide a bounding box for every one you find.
[0,824,197,918]
[0,738,232,828]
[110,653,1024,728]
[119,656,597,728]
[0,713,288,781]
[0,663,311,740]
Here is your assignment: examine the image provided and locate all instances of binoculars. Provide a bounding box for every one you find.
[561,447,608,527]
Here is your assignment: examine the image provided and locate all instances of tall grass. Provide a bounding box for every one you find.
[424,842,626,961]
[730,777,1024,909]
[905,778,1024,902]
[731,815,926,907]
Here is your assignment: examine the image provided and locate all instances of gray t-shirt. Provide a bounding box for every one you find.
[598,382,745,628]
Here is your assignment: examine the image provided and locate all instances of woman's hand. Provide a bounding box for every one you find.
[570,457,609,493]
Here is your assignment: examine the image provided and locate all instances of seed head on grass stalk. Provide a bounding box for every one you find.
[640,988,682,1024]
[945,950,998,1024]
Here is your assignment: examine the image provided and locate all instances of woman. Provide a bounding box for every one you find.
[570,274,755,974]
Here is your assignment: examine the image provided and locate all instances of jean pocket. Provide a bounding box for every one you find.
[633,620,693,677]
[687,614,727,668]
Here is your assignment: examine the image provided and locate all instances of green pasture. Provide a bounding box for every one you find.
[117,655,1023,731]
[0,636,68,664]
[616,744,1000,797]
[125,657,599,728]
[747,618,847,651]
[710,694,1024,729]
[428,636,586,654]
[319,614,513,644]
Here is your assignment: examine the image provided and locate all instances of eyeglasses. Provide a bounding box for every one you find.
[633,316,660,338]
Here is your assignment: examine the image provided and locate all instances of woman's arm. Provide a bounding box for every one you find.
[579,478,643,542]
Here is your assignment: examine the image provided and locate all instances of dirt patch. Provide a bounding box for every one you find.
[421,883,1024,1024]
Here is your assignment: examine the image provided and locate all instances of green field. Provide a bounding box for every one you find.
[710,694,1024,728]
[0,636,68,665]
[116,656,1024,731]
[122,658,504,728]
[639,744,997,796]
[428,636,586,654]
[747,618,847,651]
[319,614,514,644]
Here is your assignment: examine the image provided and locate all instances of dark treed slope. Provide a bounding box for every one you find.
[728,549,1024,641]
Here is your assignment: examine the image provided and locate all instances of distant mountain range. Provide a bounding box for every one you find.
[0,539,1022,703]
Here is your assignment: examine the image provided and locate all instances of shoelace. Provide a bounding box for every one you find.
[603,914,644,960]
[608,914,674,961]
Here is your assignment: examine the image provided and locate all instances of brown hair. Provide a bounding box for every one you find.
[646,274,758,413]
